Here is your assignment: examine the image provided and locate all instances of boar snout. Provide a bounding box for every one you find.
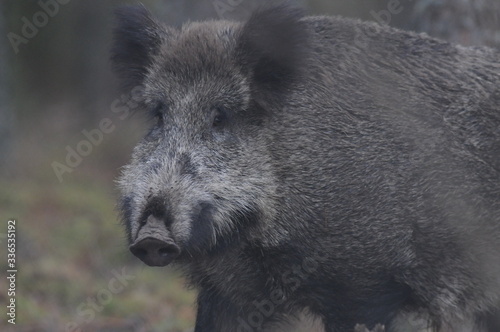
[129,215,180,267]
[130,238,179,266]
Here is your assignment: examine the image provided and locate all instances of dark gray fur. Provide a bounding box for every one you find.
[112,5,500,332]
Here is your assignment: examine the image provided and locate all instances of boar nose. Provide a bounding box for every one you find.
[129,215,180,267]
[129,237,180,266]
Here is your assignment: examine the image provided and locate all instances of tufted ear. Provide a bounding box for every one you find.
[111,5,170,91]
[236,5,309,100]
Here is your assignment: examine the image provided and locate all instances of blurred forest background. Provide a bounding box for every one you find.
[0,0,498,331]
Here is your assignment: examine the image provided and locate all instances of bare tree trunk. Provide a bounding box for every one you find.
[0,3,13,174]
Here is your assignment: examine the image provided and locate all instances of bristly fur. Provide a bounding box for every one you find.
[112,4,500,332]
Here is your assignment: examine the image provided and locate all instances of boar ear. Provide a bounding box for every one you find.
[236,5,309,100]
[111,5,169,91]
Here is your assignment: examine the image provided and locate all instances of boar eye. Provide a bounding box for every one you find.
[156,114,164,126]
[152,103,165,126]
[212,107,228,128]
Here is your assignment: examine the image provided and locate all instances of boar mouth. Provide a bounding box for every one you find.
[129,214,180,267]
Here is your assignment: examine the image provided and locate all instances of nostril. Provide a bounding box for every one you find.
[159,246,175,257]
